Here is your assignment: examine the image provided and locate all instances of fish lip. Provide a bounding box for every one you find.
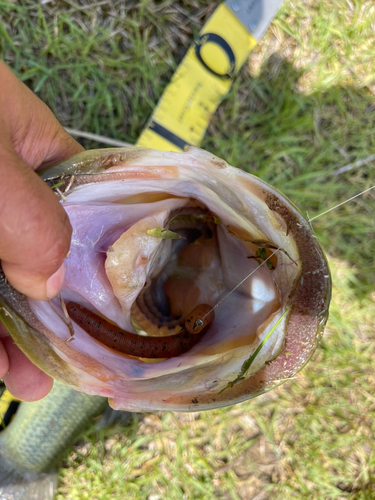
[264,191,331,317]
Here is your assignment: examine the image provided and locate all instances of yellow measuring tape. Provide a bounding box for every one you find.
[0,0,282,429]
[137,0,283,151]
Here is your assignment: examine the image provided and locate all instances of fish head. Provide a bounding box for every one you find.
[0,147,331,411]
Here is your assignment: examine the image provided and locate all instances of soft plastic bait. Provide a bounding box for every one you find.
[67,302,214,359]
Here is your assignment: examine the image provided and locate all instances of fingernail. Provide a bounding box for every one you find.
[46,262,65,299]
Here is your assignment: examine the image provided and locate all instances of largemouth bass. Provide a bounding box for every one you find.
[0,146,331,412]
[0,381,107,500]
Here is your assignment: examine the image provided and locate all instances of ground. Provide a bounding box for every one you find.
[1,0,375,498]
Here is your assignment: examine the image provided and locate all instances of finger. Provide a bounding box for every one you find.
[0,146,71,300]
[1,336,53,401]
[0,61,84,169]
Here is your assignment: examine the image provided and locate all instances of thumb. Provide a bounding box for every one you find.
[0,145,71,300]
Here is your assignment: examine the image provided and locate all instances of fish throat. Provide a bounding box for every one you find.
[130,206,221,338]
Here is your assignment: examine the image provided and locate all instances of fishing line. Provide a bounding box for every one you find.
[193,248,281,328]
[195,184,375,325]
[208,247,280,314]
[308,185,375,222]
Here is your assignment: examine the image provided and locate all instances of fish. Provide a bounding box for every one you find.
[0,381,108,500]
[0,146,331,413]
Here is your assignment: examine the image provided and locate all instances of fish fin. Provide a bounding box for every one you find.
[0,453,57,500]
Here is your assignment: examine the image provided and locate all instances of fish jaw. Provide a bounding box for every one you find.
[0,147,331,411]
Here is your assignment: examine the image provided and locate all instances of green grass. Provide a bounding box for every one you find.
[1,0,375,498]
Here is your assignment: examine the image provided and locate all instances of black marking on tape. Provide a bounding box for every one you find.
[149,121,190,150]
[1,400,20,428]
[194,33,236,80]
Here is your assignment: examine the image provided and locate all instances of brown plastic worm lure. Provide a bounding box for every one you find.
[66,302,214,359]
[185,304,215,334]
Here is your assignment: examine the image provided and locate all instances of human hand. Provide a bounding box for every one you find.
[0,61,84,401]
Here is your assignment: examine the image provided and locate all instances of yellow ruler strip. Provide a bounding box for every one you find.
[137,1,283,152]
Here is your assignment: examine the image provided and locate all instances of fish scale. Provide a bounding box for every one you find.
[0,381,107,499]
[0,382,106,472]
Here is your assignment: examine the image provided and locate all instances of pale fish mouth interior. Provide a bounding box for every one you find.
[103,196,281,355]
[28,191,283,371]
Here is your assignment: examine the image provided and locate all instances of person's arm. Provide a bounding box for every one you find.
[0,61,84,401]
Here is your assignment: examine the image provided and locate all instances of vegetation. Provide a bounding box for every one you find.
[1,0,374,498]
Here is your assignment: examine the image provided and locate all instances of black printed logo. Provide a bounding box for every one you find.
[194,33,236,80]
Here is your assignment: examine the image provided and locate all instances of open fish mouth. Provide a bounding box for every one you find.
[0,147,331,412]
